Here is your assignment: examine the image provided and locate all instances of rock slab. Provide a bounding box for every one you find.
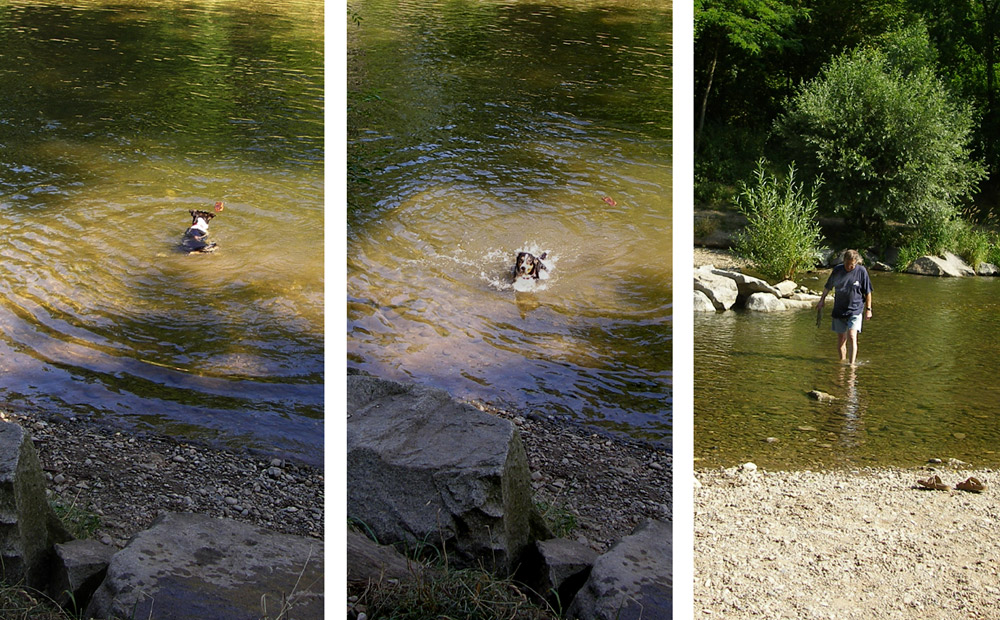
[905,252,976,277]
[347,528,423,586]
[86,512,323,620]
[693,268,738,311]
[49,539,115,610]
[529,538,599,609]
[347,374,549,575]
[568,520,672,620]
[0,421,71,589]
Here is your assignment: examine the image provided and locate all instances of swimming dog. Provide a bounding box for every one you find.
[181,210,217,253]
[513,251,547,281]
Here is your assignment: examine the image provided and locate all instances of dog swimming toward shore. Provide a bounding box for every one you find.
[511,250,552,292]
[181,202,224,254]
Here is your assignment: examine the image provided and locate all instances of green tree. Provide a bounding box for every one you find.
[732,160,824,282]
[774,29,985,241]
[694,0,808,151]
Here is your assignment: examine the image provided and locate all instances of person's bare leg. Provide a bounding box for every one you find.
[837,332,848,361]
[847,329,859,365]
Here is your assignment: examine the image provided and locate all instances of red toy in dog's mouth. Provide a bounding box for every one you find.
[215,201,224,212]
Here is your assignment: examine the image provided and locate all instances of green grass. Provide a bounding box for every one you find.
[349,563,557,620]
[50,494,101,540]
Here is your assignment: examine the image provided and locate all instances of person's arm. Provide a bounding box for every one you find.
[864,292,872,319]
[817,288,831,309]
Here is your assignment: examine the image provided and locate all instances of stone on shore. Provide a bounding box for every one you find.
[774,280,797,297]
[526,538,599,610]
[745,292,787,312]
[905,252,976,277]
[711,269,782,298]
[693,290,717,312]
[348,528,424,586]
[977,262,1000,276]
[0,421,71,589]
[347,374,549,575]
[48,539,115,610]
[568,519,672,620]
[86,512,323,620]
[693,268,739,311]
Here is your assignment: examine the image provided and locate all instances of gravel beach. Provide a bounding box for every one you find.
[4,410,323,547]
[694,465,1000,619]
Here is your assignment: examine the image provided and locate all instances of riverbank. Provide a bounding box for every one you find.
[694,465,1000,619]
[2,410,323,547]
[474,402,672,553]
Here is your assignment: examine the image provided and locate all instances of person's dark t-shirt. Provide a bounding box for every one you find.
[824,264,873,318]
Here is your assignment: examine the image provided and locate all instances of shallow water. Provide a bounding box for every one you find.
[0,1,323,465]
[347,0,671,443]
[695,271,1000,469]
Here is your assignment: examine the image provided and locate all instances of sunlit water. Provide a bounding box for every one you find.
[696,271,1000,470]
[0,1,323,466]
[347,0,671,444]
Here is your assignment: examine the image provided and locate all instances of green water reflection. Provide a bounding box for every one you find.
[348,0,671,444]
[0,0,323,465]
[696,271,1000,470]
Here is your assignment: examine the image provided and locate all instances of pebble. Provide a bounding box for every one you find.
[172,455,186,464]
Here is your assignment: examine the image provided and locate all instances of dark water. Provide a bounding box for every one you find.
[347,0,671,444]
[696,271,1000,469]
[0,1,323,466]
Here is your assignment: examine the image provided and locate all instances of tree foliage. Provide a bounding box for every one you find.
[774,29,986,240]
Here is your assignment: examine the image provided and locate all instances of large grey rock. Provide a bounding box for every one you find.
[745,292,787,312]
[710,269,782,298]
[568,520,671,620]
[783,298,819,310]
[49,539,115,610]
[347,374,549,575]
[0,421,71,589]
[905,252,976,277]
[693,290,717,312]
[774,280,798,297]
[528,538,598,609]
[977,262,999,276]
[86,512,323,620]
[693,268,738,311]
[347,528,424,586]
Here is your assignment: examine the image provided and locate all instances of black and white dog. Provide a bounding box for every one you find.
[513,251,547,281]
[181,210,218,253]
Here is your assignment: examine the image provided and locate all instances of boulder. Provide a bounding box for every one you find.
[977,262,1000,276]
[568,520,671,620]
[774,280,797,297]
[809,390,837,402]
[693,290,717,312]
[525,538,598,610]
[788,292,822,302]
[871,261,892,272]
[48,539,115,610]
[347,528,424,586]
[347,374,549,575]
[744,292,787,312]
[710,269,781,298]
[0,421,71,589]
[693,268,738,311]
[86,512,323,620]
[905,252,976,277]
[783,298,818,310]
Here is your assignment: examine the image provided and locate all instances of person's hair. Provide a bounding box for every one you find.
[843,249,861,264]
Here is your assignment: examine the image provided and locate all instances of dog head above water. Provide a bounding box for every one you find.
[514,251,547,281]
[188,210,215,231]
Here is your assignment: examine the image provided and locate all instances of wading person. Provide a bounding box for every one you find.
[816,249,873,364]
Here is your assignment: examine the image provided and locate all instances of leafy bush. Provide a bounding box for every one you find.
[731,159,824,282]
[775,26,985,242]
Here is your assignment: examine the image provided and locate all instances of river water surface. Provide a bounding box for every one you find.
[347,0,671,443]
[0,1,323,465]
[696,271,1000,470]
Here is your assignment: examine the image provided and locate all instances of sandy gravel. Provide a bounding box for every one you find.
[695,465,1000,619]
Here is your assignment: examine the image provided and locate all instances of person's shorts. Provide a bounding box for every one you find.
[832,314,863,333]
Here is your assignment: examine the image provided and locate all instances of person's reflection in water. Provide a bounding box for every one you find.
[835,363,863,446]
